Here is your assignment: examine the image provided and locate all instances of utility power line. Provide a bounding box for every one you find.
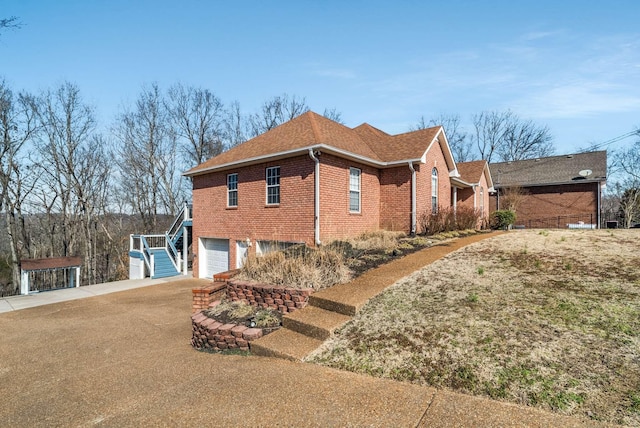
[588,130,638,151]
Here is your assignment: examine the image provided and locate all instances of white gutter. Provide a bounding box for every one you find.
[309,149,321,245]
[184,143,427,177]
[409,162,417,235]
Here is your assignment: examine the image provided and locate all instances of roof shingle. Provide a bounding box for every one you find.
[490,151,607,187]
[457,160,488,184]
[185,111,448,176]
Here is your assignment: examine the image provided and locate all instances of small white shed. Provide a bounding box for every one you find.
[20,256,82,295]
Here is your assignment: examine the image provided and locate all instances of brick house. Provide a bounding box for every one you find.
[184,111,465,278]
[489,151,607,229]
[452,160,493,223]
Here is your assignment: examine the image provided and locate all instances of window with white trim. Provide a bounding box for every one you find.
[266,166,280,205]
[227,173,238,207]
[479,187,484,215]
[431,167,438,213]
[349,167,361,212]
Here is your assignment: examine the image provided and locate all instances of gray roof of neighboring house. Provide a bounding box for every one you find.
[490,151,607,188]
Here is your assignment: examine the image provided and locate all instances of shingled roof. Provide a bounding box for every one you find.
[184,111,456,176]
[490,151,607,188]
[21,256,82,272]
[456,160,493,189]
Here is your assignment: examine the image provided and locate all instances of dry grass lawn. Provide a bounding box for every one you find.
[308,229,640,426]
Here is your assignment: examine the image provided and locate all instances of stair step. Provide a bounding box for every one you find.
[249,329,324,361]
[308,294,358,316]
[283,306,352,340]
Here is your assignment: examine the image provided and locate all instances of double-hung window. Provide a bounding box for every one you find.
[227,173,238,207]
[266,166,280,205]
[349,167,361,213]
[431,167,438,213]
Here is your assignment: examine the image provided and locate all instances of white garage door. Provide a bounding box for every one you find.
[202,238,229,278]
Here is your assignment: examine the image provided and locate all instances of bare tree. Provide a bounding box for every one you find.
[248,93,309,137]
[31,82,96,259]
[412,114,475,162]
[166,83,225,167]
[28,82,116,284]
[472,110,554,163]
[472,111,510,164]
[222,100,248,148]
[618,186,640,228]
[498,118,554,162]
[614,139,640,227]
[114,83,184,232]
[0,16,21,38]
[322,107,344,124]
[499,185,527,213]
[0,80,37,293]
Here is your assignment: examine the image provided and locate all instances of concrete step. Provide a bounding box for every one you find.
[283,305,352,340]
[249,328,324,362]
[308,294,358,316]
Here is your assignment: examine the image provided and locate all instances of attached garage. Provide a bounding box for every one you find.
[199,238,229,278]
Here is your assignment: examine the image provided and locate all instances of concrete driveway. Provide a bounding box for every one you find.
[0,278,604,427]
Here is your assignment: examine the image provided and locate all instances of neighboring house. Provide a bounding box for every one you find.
[490,151,607,229]
[184,111,465,278]
[452,160,493,222]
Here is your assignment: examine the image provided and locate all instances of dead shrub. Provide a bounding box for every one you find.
[455,206,484,230]
[419,206,483,235]
[348,230,405,251]
[237,245,350,290]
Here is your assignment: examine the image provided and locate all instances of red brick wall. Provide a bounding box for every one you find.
[380,166,411,231]
[457,187,475,209]
[192,155,316,276]
[191,142,455,277]
[379,142,453,233]
[318,154,380,241]
[477,173,490,220]
[490,182,600,227]
[457,172,490,221]
[417,142,452,217]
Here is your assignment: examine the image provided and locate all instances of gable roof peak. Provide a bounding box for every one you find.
[184,112,459,176]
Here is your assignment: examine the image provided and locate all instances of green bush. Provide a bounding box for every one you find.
[490,210,516,230]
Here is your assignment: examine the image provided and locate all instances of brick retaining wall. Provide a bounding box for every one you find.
[227,280,313,314]
[191,283,226,313]
[191,311,264,351]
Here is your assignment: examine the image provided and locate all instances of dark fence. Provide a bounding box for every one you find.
[518,214,596,229]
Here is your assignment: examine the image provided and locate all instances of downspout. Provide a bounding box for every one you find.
[597,182,602,229]
[309,149,321,245]
[409,162,417,236]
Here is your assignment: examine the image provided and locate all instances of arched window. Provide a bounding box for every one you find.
[431,168,438,212]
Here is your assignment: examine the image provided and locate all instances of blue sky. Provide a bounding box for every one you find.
[2,0,639,155]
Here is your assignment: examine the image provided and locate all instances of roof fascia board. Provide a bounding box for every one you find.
[451,177,474,188]
[484,163,494,189]
[423,127,457,173]
[184,144,426,176]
